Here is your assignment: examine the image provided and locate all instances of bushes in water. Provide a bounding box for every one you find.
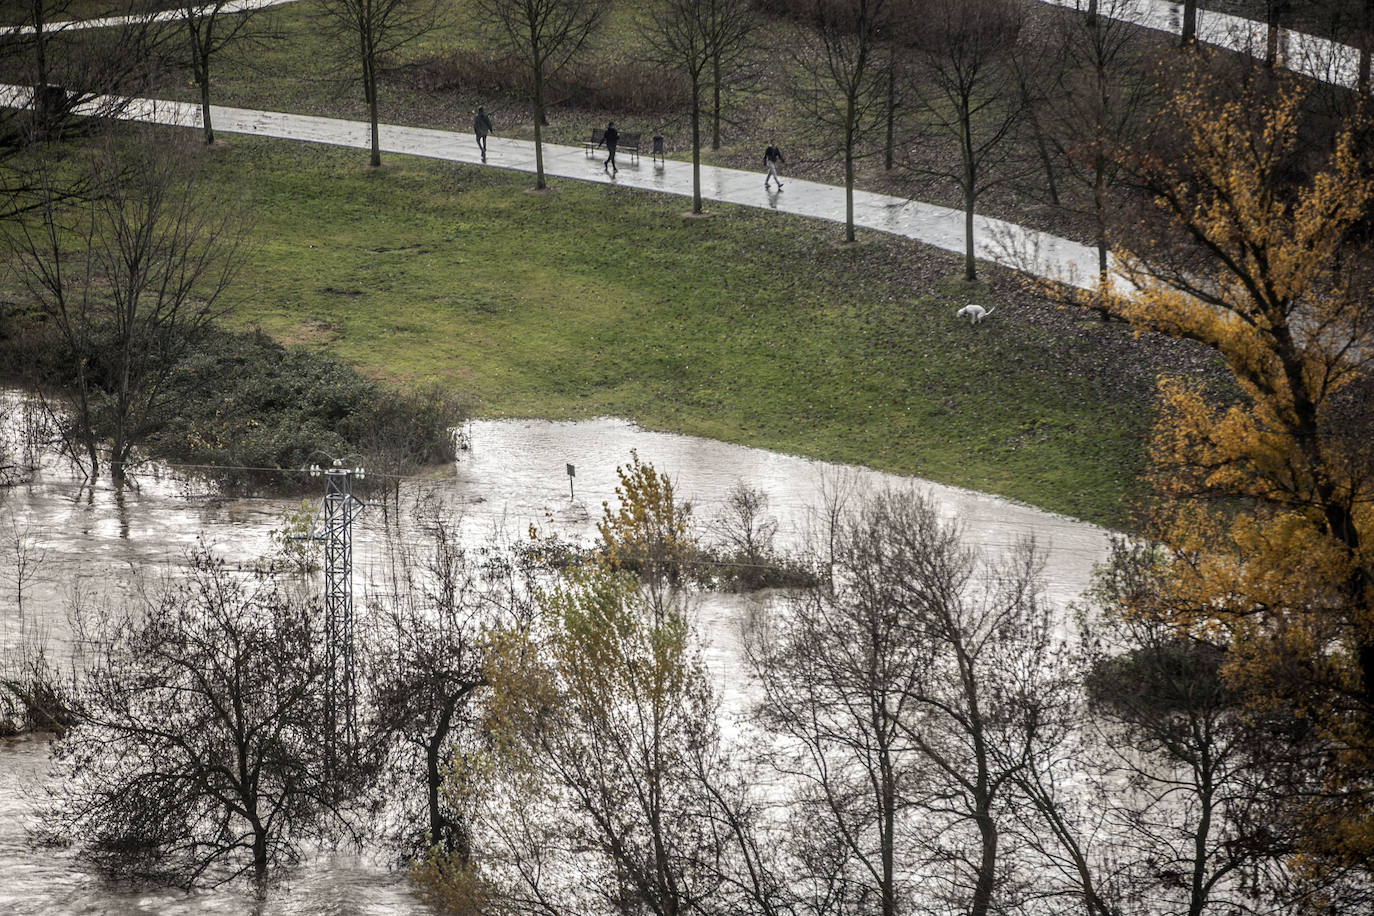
[147,328,469,491]
[0,647,73,737]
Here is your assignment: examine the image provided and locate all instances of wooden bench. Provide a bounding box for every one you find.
[584,128,641,163]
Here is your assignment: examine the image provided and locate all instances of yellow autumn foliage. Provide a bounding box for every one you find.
[596,449,697,588]
[1101,67,1374,875]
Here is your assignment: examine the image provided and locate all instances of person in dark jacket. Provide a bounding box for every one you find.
[474,107,494,161]
[602,121,620,173]
[764,141,785,190]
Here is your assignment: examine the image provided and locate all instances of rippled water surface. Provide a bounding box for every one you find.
[1,413,1112,914]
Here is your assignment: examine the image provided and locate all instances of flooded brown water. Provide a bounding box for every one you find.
[1,411,1111,914]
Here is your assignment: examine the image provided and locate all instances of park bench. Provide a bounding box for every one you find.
[583,128,641,163]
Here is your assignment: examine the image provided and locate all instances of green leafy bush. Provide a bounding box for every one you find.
[149,328,468,491]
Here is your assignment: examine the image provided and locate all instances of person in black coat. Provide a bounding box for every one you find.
[474,106,494,161]
[602,121,620,173]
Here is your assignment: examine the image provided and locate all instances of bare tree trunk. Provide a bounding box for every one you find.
[1181,0,1197,46]
[712,51,722,149]
[364,47,381,167]
[691,74,703,213]
[1265,1,1283,67]
[533,61,548,189]
[191,21,215,144]
[199,70,215,144]
[961,104,976,281]
[1363,0,1374,95]
[1094,152,1108,296]
[972,808,998,916]
[879,737,898,916]
[884,56,896,171]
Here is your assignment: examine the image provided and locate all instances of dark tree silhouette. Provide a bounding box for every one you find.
[43,552,352,887]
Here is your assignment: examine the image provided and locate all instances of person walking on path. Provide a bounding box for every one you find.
[601,121,620,173]
[474,107,494,161]
[764,141,785,190]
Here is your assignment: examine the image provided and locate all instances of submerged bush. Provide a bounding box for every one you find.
[148,328,469,492]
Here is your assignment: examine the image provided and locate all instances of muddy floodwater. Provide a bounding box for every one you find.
[0,413,1112,915]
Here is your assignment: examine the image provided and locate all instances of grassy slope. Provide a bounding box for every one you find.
[201,137,1180,528]
[0,2,1225,528]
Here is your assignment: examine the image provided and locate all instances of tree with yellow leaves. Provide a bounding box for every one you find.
[597,449,698,598]
[1102,67,1374,875]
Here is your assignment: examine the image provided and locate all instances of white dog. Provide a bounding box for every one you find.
[955,304,995,324]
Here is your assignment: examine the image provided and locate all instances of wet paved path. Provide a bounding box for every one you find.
[0,88,1106,290]
[3,2,1360,287]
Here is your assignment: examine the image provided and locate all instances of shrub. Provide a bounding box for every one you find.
[0,646,74,737]
[149,328,469,492]
[408,51,689,115]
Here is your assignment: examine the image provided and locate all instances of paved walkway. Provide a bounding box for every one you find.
[4,1,1361,290]
[0,88,1103,291]
[1043,0,1367,89]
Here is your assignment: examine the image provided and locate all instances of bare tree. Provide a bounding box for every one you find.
[1042,0,1159,293]
[363,489,532,861]
[316,0,445,167]
[644,0,757,213]
[907,0,1026,282]
[41,551,352,887]
[746,490,928,916]
[884,509,1061,916]
[474,0,608,190]
[750,488,1073,916]
[0,509,45,636]
[707,5,759,149]
[792,0,892,242]
[2,130,244,483]
[172,0,264,145]
[0,0,168,223]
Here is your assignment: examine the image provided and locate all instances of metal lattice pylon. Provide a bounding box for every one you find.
[309,461,366,777]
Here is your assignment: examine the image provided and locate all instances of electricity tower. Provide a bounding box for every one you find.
[308,459,366,777]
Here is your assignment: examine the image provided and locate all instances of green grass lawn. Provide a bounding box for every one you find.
[188,136,1174,528]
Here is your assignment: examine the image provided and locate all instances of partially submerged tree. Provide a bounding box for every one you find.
[596,448,698,598]
[364,489,532,861]
[474,0,608,190]
[3,130,244,482]
[480,563,731,916]
[1083,541,1354,916]
[748,488,1069,916]
[43,552,350,886]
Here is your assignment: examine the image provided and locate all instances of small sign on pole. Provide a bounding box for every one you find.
[566,463,575,501]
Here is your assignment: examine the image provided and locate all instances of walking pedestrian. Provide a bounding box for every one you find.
[764,141,785,190]
[474,106,494,161]
[602,121,620,173]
